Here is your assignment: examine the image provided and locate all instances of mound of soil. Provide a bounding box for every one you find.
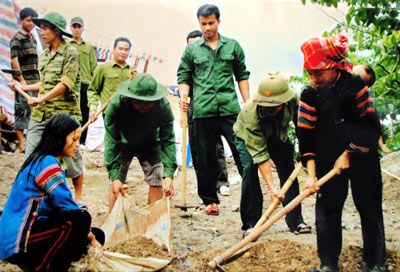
[1,150,399,271]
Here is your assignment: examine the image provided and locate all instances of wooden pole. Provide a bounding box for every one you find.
[180,94,188,208]
[0,69,31,101]
[208,167,338,270]
[143,59,149,73]
[81,93,115,132]
[133,57,140,70]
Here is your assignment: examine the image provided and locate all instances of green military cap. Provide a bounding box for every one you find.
[32,12,72,38]
[71,16,84,26]
[117,73,168,101]
[253,75,295,107]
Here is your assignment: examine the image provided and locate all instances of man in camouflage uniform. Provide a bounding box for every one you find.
[10,7,40,152]
[9,12,85,204]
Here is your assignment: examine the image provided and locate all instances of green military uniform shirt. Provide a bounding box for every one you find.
[31,41,81,122]
[177,34,250,119]
[67,39,97,84]
[234,96,298,165]
[87,60,131,111]
[104,95,177,181]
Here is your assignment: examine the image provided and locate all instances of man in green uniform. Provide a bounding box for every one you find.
[87,37,132,122]
[68,16,97,144]
[177,4,250,215]
[234,75,311,237]
[9,12,85,204]
[104,73,177,212]
[183,30,230,196]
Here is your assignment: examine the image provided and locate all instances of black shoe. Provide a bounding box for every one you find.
[91,227,105,246]
[242,228,259,242]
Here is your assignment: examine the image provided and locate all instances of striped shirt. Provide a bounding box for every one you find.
[10,30,40,84]
[297,70,381,165]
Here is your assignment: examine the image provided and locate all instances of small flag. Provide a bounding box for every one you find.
[152,56,158,62]
[158,58,164,64]
[140,53,146,59]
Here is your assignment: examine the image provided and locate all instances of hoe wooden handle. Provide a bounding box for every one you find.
[253,162,303,229]
[81,93,115,132]
[208,167,337,270]
[0,69,31,101]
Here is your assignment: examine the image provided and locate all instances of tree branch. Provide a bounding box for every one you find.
[390,47,400,74]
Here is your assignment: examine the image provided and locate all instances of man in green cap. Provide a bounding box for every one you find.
[234,75,311,237]
[68,16,97,145]
[104,73,177,212]
[8,11,85,204]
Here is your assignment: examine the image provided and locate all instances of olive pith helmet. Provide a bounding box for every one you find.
[32,12,72,38]
[253,75,295,107]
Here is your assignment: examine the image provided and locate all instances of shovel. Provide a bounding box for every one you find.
[174,94,197,215]
[208,166,338,270]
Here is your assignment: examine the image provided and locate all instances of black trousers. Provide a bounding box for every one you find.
[236,137,304,231]
[188,120,228,188]
[80,83,90,144]
[194,115,243,205]
[315,151,385,269]
[7,210,92,272]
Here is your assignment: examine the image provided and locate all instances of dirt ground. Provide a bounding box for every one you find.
[0,149,399,271]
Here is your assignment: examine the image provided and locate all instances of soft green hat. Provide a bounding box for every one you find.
[253,75,295,107]
[71,16,84,26]
[117,73,168,101]
[32,12,72,38]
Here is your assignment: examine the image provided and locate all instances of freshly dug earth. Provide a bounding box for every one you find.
[0,150,399,271]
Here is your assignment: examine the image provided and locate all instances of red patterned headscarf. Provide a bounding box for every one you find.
[301,35,353,72]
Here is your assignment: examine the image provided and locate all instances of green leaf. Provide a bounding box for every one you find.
[391,35,398,47]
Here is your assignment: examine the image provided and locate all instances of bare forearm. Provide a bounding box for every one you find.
[306,159,316,179]
[258,160,274,189]
[39,82,68,103]
[178,83,190,98]
[11,57,25,84]
[238,79,250,102]
[21,82,40,92]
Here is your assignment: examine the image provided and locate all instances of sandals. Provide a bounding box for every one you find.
[294,223,312,234]
[205,203,219,215]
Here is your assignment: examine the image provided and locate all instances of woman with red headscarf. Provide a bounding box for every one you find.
[297,35,385,272]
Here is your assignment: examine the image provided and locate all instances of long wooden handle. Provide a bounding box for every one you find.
[0,69,31,101]
[253,162,303,229]
[208,167,338,269]
[180,94,188,205]
[81,93,116,132]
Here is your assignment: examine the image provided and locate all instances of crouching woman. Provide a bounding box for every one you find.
[0,113,103,271]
